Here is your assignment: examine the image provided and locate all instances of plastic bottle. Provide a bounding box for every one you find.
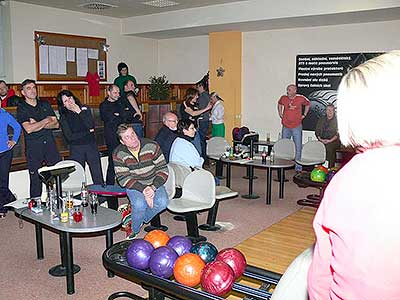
[270,149,275,163]
[261,148,267,164]
[81,182,88,207]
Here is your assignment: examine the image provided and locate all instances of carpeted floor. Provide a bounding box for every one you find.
[0,165,316,299]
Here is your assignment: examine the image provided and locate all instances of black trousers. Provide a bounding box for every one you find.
[70,143,104,185]
[0,149,14,212]
[105,143,119,185]
[26,139,61,198]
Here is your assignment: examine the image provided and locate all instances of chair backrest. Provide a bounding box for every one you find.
[55,160,86,194]
[84,156,106,185]
[181,169,216,206]
[207,137,230,157]
[273,139,296,160]
[164,165,176,200]
[168,162,192,188]
[241,132,259,145]
[301,141,326,163]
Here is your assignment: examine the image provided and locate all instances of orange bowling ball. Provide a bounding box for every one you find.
[144,230,170,249]
[173,253,205,287]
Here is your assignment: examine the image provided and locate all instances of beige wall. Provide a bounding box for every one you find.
[8,1,158,83]
[242,19,400,142]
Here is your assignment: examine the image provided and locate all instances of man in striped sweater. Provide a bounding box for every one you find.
[113,123,169,239]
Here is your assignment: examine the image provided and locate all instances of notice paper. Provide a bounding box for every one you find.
[49,45,66,75]
[67,47,75,62]
[88,48,99,59]
[39,45,49,74]
[76,48,88,77]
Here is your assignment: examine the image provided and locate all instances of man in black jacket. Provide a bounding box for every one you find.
[154,112,178,162]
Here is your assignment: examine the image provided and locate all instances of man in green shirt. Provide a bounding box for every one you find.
[113,62,137,93]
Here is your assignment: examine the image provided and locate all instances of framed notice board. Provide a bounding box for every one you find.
[34,31,107,81]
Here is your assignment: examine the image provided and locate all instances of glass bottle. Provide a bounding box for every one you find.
[81,182,88,207]
[270,149,275,163]
[261,148,267,164]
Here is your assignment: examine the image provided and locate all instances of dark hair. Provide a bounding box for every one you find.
[56,90,83,115]
[0,80,6,85]
[116,123,135,140]
[21,79,36,90]
[177,119,195,135]
[196,72,209,91]
[184,88,199,108]
[117,62,128,74]
[107,84,119,92]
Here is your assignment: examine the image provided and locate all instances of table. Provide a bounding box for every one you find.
[14,206,122,295]
[221,156,294,205]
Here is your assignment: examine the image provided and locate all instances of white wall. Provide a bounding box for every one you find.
[158,35,209,83]
[242,20,400,142]
[8,1,158,83]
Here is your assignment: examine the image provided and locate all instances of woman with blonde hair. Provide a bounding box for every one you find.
[308,50,400,299]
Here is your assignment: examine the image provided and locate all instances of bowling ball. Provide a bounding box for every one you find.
[201,260,235,296]
[144,229,170,249]
[316,165,329,174]
[173,253,205,287]
[167,236,192,256]
[310,168,326,183]
[149,246,178,278]
[215,248,247,279]
[191,242,218,264]
[126,239,154,270]
[326,170,336,182]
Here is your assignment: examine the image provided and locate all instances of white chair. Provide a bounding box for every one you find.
[55,160,86,195]
[207,137,230,178]
[295,141,326,167]
[273,138,296,160]
[168,162,192,188]
[164,164,176,200]
[167,169,216,242]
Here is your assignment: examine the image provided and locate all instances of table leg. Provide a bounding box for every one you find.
[215,161,225,179]
[63,231,75,295]
[242,165,260,199]
[279,168,285,199]
[266,168,272,205]
[106,230,114,278]
[226,163,232,188]
[34,223,44,260]
[49,234,80,278]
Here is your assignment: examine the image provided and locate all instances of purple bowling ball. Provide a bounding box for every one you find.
[167,236,193,256]
[126,239,154,270]
[149,246,178,278]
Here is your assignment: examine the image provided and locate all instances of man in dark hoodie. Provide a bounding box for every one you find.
[113,62,137,93]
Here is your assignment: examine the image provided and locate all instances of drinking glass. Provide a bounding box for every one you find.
[89,193,98,214]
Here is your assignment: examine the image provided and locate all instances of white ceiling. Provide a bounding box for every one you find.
[10,0,249,18]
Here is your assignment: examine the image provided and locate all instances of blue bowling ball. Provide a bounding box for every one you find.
[126,239,154,270]
[167,235,192,256]
[149,246,178,278]
[191,241,218,264]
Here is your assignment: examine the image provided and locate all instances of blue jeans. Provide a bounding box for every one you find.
[282,125,303,171]
[198,121,210,158]
[133,123,144,138]
[192,131,202,155]
[126,186,169,234]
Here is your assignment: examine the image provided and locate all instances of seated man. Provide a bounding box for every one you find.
[170,119,204,168]
[113,123,169,239]
[154,111,178,162]
[315,104,340,168]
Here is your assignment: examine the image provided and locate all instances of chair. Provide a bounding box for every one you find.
[295,140,326,167]
[273,139,296,182]
[167,169,216,242]
[207,137,230,178]
[168,162,192,189]
[55,160,86,195]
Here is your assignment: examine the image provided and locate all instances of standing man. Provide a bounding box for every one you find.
[113,123,169,239]
[17,79,61,198]
[196,80,211,160]
[277,84,310,172]
[315,104,340,168]
[0,108,21,217]
[154,111,178,163]
[100,84,127,185]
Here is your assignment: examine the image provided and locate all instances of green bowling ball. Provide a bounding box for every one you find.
[310,168,326,183]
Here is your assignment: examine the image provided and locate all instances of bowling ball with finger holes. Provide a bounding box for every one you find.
[144,229,170,249]
[167,235,192,257]
[215,248,247,279]
[310,168,326,183]
[201,260,235,296]
[126,239,155,270]
[190,241,218,264]
[149,246,178,278]
[173,253,205,287]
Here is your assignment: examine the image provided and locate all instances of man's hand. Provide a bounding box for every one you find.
[7,140,16,149]
[29,118,37,124]
[143,186,155,208]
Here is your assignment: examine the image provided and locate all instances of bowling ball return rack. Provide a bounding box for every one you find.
[103,241,282,300]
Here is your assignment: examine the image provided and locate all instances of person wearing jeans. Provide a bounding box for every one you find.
[113,123,169,239]
[277,84,310,172]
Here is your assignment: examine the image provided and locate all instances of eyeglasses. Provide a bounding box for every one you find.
[167,119,178,123]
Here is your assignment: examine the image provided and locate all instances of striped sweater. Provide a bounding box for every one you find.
[113,138,168,192]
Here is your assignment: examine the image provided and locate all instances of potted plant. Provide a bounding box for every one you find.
[148,75,171,100]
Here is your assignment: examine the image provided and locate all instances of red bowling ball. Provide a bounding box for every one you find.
[201,260,235,296]
[215,248,247,279]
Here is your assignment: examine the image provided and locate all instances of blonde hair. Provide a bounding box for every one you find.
[337,50,400,147]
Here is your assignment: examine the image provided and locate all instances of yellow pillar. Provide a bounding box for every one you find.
[209,31,242,142]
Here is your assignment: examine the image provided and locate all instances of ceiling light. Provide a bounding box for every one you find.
[142,0,179,8]
[79,2,117,10]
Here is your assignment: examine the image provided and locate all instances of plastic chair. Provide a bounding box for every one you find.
[168,162,192,188]
[167,169,216,242]
[295,141,326,167]
[207,137,230,178]
[273,139,296,160]
[55,160,86,195]
[164,164,176,200]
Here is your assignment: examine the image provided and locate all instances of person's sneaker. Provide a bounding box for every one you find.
[125,230,136,240]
